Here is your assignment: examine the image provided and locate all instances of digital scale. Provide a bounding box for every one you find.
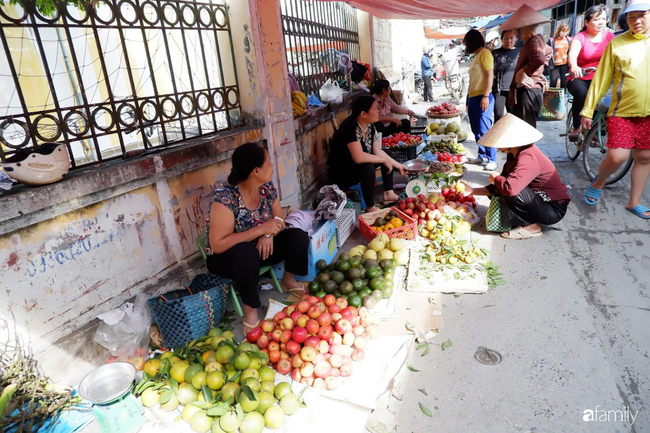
[78,362,145,433]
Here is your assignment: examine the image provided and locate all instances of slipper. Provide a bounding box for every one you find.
[243,319,260,335]
[626,205,650,219]
[284,285,307,294]
[584,175,601,206]
[500,226,543,240]
[381,200,398,207]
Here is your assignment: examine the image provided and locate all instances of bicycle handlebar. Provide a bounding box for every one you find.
[565,67,597,77]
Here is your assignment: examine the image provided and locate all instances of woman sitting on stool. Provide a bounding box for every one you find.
[371,79,416,136]
[462,114,571,239]
[205,143,309,334]
[328,95,408,212]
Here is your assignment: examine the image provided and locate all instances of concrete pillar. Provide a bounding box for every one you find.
[245,0,300,210]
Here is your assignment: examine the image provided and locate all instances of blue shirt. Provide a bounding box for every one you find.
[421,54,433,77]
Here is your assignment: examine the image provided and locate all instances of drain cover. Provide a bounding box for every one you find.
[474,347,502,365]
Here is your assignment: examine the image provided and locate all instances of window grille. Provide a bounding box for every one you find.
[280,0,360,96]
[0,0,241,169]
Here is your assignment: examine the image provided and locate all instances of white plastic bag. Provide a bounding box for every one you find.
[319,79,343,103]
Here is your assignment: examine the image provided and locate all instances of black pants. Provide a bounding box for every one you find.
[206,228,309,309]
[512,87,543,128]
[423,76,433,102]
[329,149,395,209]
[567,78,591,129]
[500,187,569,227]
[549,64,569,89]
[374,119,411,136]
[493,90,511,123]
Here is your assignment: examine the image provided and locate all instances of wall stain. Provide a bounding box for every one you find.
[7,252,18,268]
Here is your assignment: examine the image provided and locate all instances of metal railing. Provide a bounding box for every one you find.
[0,0,241,168]
[280,0,360,95]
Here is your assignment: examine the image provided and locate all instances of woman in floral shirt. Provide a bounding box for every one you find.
[205,143,309,333]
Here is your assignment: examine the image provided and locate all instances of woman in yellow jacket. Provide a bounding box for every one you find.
[582,0,650,218]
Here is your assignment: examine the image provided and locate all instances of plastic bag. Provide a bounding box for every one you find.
[320,79,343,104]
[93,293,152,370]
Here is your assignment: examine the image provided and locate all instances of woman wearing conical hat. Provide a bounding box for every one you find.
[461,114,571,239]
[501,4,553,127]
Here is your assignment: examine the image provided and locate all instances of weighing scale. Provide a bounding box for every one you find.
[78,362,145,433]
[403,159,442,198]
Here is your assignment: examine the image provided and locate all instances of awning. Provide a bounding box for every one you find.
[424,26,470,39]
[307,0,563,20]
[471,15,500,29]
[483,13,514,30]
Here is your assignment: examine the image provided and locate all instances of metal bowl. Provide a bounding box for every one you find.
[403,159,431,174]
[78,362,136,404]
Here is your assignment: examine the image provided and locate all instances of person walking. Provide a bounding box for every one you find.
[548,23,572,89]
[500,4,553,128]
[492,29,520,122]
[421,47,434,102]
[582,0,650,219]
[463,29,497,171]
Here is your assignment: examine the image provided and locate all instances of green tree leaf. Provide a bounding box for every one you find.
[441,339,452,350]
[419,402,433,417]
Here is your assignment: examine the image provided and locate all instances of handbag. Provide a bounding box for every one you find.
[538,87,567,121]
[485,196,511,232]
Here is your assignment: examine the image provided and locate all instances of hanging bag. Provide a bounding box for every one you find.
[485,195,512,232]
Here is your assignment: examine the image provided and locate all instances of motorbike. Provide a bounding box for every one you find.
[414,71,424,99]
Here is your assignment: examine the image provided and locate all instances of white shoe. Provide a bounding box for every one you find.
[484,162,498,171]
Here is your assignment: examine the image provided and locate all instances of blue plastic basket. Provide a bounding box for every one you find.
[147,274,228,348]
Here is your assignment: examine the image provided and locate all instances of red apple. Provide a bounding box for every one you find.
[286,340,301,356]
[304,335,320,349]
[289,310,301,323]
[307,305,322,319]
[328,304,341,314]
[314,361,331,379]
[276,358,292,375]
[280,351,290,359]
[260,319,275,333]
[312,378,326,390]
[351,348,365,362]
[347,306,359,318]
[297,301,310,313]
[246,326,262,343]
[285,305,296,316]
[317,340,330,355]
[296,314,309,328]
[305,319,320,335]
[291,368,302,382]
[280,318,294,331]
[406,202,415,210]
[353,325,365,336]
[342,332,355,346]
[331,312,343,322]
[405,208,414,216]
[291,326,307,344]
[329,333,343,346]
[300,376,314,387]
[269,350,281,364]
[307,296,320,305]
[268,341,280,352]
[323,294,336,306]
[317,312,332,327]
[315,302,327,312]
[273,311,288,325]
[339,363,353,377]
[280,329,293,344]
[339,308,353,322]
[335,298,348,309]
[280,343,286,352]
[317,325,333,341]
[291,354,304,368]
[353,336,367,350]
[271,329,283,343]
[335,319,352,335]
[256,334,270,349]
[418,218,427,226]
[328,353,343,368]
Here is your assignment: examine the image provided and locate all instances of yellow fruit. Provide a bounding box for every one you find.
[256,391,274,415]
[185,363,204,384]
[182,403,203,423]
[219,411,241,433]
[224,369,240,383]
[209,327,223,337]
[260,380,274,395]
[140,387,160,407]
[238,388,260,412]
[264,406,285,429]
[202,350,217,364]
[177,382,200,405]
[232,352,251,371]
[206,371,225,391]
[221,382,239,403]
[160,351,174,360]
[170,360,190,383]
[190,410,214,433]
[204,361,223,373]
[216,345,234,364]
[274,382,291,400]
[143,359,161,376]
[159,392,179,412]
[192,371,208,390]
[241,377,261,392]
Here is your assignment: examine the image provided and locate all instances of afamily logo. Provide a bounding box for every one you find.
[582,406,638,425]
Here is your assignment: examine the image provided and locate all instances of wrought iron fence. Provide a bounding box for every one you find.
[280,0,360,95]
[0,0,241,169]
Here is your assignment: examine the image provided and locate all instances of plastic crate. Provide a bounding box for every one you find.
[389,146,418,163]
[335,208,356,247]
[358,207,417,242]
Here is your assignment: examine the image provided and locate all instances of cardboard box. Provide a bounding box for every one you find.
[271,216,338,282]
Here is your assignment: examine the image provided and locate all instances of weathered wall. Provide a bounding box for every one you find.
[373,17,396,82]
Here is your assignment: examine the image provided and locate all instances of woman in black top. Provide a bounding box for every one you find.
[328,95,407,212]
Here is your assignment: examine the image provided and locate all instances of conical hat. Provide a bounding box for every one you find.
[478,114,544,148]
[500,4,550,31]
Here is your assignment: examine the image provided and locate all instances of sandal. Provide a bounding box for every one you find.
[584,175,601,206]
[243,319,260,335]
[283,285,307,295]
[500,226,543,240]
[626,205,650,219]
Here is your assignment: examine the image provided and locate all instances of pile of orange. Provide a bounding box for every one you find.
[374,216,404,232]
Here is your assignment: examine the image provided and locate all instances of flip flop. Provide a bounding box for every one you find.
[626,205,650,219]
[500,226,543,240]
[584,175,601,206]
[283,285,307,295]
[243,319,260,335]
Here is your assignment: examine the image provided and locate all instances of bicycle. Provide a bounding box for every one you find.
[562,67,596,161]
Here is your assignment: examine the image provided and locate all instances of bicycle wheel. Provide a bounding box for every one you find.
[582,117,631,185]
[564,107,580,160]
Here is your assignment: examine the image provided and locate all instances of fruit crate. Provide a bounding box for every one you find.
[335,208,356,247]
[358,207,417,242]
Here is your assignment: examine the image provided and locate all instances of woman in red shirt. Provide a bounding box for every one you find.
[566,5,615,134]
[462,114,571,239]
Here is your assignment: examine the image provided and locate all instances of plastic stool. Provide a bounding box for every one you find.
[349,183,367,210]
[196,234,283,317]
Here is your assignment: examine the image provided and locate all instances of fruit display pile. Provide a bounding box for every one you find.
[435,152,463,164]
[426,120,469,142]
[426,102,460,116]
[291,91,308,117]
[247,297,381,390]
[423,137,466,155]
[371,209,406,232]
[381,133,423,148]
[134,327,300,433]
[398,188,477,227]
[308,235,408,309]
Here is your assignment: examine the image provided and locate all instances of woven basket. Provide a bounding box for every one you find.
[538,87,567,121]
[147,274,228,349]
